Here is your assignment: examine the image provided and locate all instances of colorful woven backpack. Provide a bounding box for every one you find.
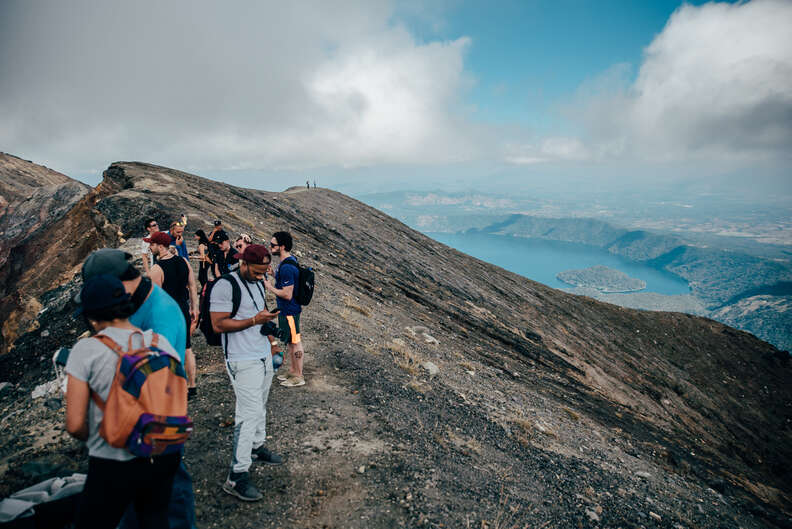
[90,331,193,457]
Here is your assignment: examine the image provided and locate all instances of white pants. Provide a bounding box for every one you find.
[225,356,273,473]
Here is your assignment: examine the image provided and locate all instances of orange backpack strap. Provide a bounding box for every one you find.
[90,390,106,411]
[90,333,126,411]
[93,334,125,357]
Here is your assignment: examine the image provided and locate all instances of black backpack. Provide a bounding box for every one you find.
[280,257,315,306]
[198,274,241,346]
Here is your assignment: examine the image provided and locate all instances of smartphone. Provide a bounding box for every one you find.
[269,308,281,314]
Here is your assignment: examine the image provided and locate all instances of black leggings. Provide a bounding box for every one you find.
[76,453,181,529]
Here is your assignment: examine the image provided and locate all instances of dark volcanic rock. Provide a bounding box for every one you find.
[1,159,790,528]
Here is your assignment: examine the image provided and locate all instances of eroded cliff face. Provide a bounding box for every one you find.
[0,154,119,353]
[1,160,790,528]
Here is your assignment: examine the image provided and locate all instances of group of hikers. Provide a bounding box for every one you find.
[62,215,312,528]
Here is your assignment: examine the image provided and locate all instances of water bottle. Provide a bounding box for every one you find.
[272,351,284,370]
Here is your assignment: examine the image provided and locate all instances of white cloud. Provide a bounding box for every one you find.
[509,0,792,167]
[0,0,478,175]
[581,0,792,163]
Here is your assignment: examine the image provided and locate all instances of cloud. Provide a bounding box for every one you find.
[510,0,792,166]
[0,0,478,175]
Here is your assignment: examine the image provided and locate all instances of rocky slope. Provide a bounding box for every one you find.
[0,153,102,354]
[0,160,791,528]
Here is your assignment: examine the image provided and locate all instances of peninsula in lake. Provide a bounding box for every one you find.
[557,265,646,293]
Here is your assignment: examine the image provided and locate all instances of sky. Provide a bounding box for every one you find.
[0,0,790,197]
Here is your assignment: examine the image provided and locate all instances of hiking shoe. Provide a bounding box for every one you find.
[280,376,305,387]
[276,373,291,382]
[252,446,283,465]
[222,471,262,502]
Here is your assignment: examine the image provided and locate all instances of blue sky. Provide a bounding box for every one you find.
[0,0,788,195]
[403,1,719,131]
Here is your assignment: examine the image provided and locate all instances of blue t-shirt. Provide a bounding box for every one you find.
[275,257,302,315]
[165,231,189,259]
[129,284,187,363]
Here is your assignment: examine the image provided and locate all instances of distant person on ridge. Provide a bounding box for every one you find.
[80,248,196,529]
[209,244,283,501]
[66,274,181,529]
[146,231,200,400]
[264,231,305,387]
[140,218,159,276]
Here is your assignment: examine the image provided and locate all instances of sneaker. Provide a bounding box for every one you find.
[280,376,305,387]
[276,374,290,382]
[252,446,283,465]
[222,471,262,502]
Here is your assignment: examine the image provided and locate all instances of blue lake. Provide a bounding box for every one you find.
[427,231,691,296]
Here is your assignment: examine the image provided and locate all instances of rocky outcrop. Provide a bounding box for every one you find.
[0,155,118,354]
[0,159,790,528]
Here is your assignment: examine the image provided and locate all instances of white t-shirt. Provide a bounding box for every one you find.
[209,272,272,362]
[65,327,179,461]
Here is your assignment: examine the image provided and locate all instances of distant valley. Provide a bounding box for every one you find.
[358,190,792,351]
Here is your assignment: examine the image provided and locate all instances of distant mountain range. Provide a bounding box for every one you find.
[358,190,792,352]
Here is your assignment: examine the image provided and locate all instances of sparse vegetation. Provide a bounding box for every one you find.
[385,340,422,375]
[561,406,580,421]
[343,296,371,316]
[459,360,476,372]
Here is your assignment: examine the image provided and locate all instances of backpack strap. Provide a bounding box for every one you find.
[89,334,125,412]
[219,274,243,317]
[93,334,125,357]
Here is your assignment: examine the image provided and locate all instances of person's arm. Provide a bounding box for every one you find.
[184,257,199,320]
[65,375,90,441]
[210,309,277,333]
[264,280,293,300]
[149,264,164,287]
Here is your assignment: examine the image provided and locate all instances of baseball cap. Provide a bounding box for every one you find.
[143,231,172,245]
[235,244,270,264]
[75,274,131,315]
[82,248,133,281]
[215,231,229,242]
[214,219,222,226]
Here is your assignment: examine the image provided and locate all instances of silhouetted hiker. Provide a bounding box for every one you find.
[265,231,306,387]
[208,219,227,250]
[168,221,189,259]
[146,232,200,400]
[306,180,309,189]
[212,231,237,277]
[67,274,182,529]
[81,249,196,529]
[194,229,212,288]
[209,244,282,501]
[140,218,159,276]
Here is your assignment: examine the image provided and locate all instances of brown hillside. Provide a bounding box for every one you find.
[0,160,790,528]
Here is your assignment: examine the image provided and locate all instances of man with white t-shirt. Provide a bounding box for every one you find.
[209,244,282,502]
[140,218,159,276]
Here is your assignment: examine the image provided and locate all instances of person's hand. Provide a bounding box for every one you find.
[254,309,278,323]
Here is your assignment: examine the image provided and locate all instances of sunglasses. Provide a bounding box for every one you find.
[269,242,279,248]
[234,244,243,249]
[148,223,158,228]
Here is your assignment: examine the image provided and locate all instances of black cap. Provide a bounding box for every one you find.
[214,219,222,226]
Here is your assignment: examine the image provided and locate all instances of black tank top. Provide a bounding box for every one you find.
[158,256,189,309]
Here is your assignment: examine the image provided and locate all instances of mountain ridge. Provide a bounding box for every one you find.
[0,158,790,527]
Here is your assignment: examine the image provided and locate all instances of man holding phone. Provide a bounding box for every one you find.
[209,244,283,502]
